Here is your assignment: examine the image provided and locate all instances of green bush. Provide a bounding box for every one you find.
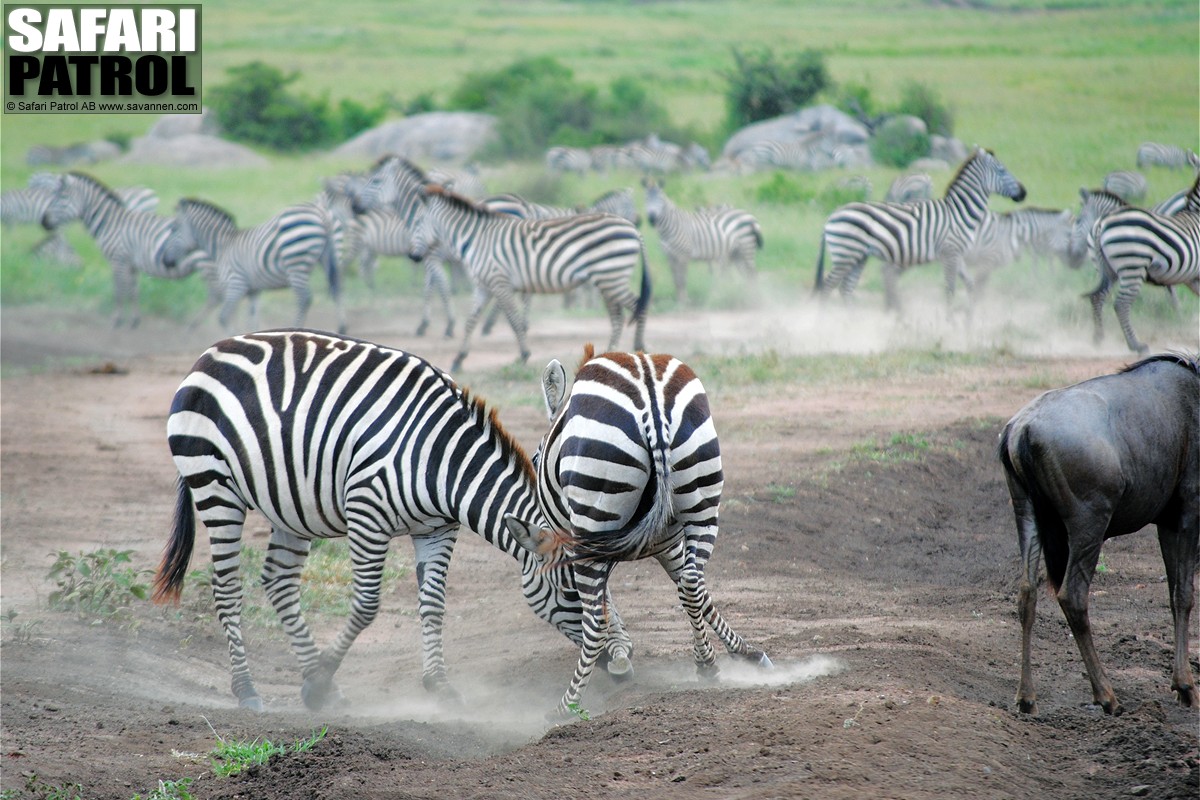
[723,47,830,130]
[447,57,676,158]
[869,116,931,168]
[754,172,816,205]
[896,80,954,137]
[207,61,386,152]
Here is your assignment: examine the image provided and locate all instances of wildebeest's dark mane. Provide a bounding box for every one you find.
[424,183,489,213]
[1121,351,1200,376]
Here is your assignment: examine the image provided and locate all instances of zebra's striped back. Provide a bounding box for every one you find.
[1103,170,1148,203]
[160,330,590,707]
[885,173,934,204]
[1137,142,1200,171]
[534,349,722,563]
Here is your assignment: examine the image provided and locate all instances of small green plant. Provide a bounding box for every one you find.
[850,433,931,464]
[3,608,44,643]
[766,484,797,503]
[131,779,195,800]
[17,775,83,800]
[754,172,816,206]
[566,702,591,721]
[208,722,328,777]
[46,548,152,619]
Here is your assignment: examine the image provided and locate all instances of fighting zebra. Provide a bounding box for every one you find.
[885,173,934,204]
[506,346,772,718]
[965,207,1077,289]
[641,177,763,303]
[153,330,635,711]
[37,171,209,327]
[1089,175,1200,353]
[408,184,650,371]
[814,147,1026,313]
[1102,170,1148,203]
[166,197,345,334]
[1136,142,1200,171]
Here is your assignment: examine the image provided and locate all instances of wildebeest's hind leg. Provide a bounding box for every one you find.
[1008,478,1043,715]
[1056,504,1122,714]
[1157,519,1199,708]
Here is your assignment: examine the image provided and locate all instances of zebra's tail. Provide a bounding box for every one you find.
[1083,253,1114,300]
[752,220,764,250]
[813,235,827,294]
[152,476,196,605]
[632,243,652,325]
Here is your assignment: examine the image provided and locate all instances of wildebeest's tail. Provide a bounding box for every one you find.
[997,422,1069,593]
[152,476,196,604]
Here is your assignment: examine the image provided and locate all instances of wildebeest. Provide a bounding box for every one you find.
[998,352,1199,714]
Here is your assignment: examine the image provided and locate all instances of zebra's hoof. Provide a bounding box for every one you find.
[443,324,455,339]
[606,655,634,683]
[756,652,774,670]
[696,662,721,683]
[238,695,265,713]
[415,320,429,337]
[300,675,344,711]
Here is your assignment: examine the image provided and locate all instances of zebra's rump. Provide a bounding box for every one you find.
[824,201,942,265]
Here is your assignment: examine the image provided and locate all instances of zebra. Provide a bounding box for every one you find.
[814,147,1026,312]
[625,135,687,174]
[1089,175,1200,353]
[3,182,159,268]
[1136,142,1200,171]
[641,177,764,303]
[506,345,772,718]
[1102,170,1148,203]
[37,171,210,327]
[408,184,651,372]
[884,173,934,204]
[166,197,345,334]
[545,146,592,175]
[965,207,1078,289]
[152,330,635,711]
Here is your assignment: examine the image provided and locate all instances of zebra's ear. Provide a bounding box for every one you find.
[542,359,567,420]
[504,514,550,555]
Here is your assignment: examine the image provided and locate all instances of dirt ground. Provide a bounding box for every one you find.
[1,292,1197,800]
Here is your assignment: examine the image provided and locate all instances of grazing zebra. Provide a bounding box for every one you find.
[153,330,634,711]
[885,173,934,204]
[545,146,592,175]
[641,177,764,303]
[1089,176,1200,353]
[38,172,210,327]
[1102,170,1148,203]
[814,147,1026,312]
[1136,142,1200,171]
[589,145,637,173]
[408,184,650,371]
[167,197,345,334]
[506,346,772,718]
[625,135,687,174]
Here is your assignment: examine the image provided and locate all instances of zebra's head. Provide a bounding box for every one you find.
[641,177,667,227]
[39,174,80,230]
[1069,188,1125,268]
[970,148,1026,203]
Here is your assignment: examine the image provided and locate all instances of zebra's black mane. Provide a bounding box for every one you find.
[944,148,989,195]
[65,171,124,207]
[1121,351,1200,377]
[179,197,237,227]
[371,154,428,186]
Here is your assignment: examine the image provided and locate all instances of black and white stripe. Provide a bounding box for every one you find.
[1102,170,1148,203]
[965,207,1077,286]
[884,173,935,204]
[37,172,208,327]
[408,184,650,371]
[545,146,593,175]
[641,177,763,303]
[1136,142,1200,171]
[1089,176,1200,353]
[168,197,345,334]
[507,347,771,717]
[814,147,1026,312]
[153,330,632,710]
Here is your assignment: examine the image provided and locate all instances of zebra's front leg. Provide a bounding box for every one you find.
[669,256,689,304]
[551,559,615,721]
[411,529,462,705]
[288,273,314,330]
[301,528,390,710]
[603,296,625,353]
[260,529,342,709]
[601,590,634,681]
[882,262,903,313]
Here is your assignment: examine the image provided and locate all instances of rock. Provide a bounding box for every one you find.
[120,133,268,169]
[332,112,498,163]
[146,107,220,138]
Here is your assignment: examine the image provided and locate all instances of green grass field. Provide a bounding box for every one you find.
[2,0,1197,323]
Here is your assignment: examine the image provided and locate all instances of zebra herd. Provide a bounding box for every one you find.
[815,144,1200,353]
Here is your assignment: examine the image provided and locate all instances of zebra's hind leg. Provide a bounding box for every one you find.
[411,529,462,705]
[287,273,314,330]
[260,528,344,709]
[657,542,720,680]
[1113,276,1149,354]
[203,510,265,710]
[451,288,492,372]
[550,558,616,720]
